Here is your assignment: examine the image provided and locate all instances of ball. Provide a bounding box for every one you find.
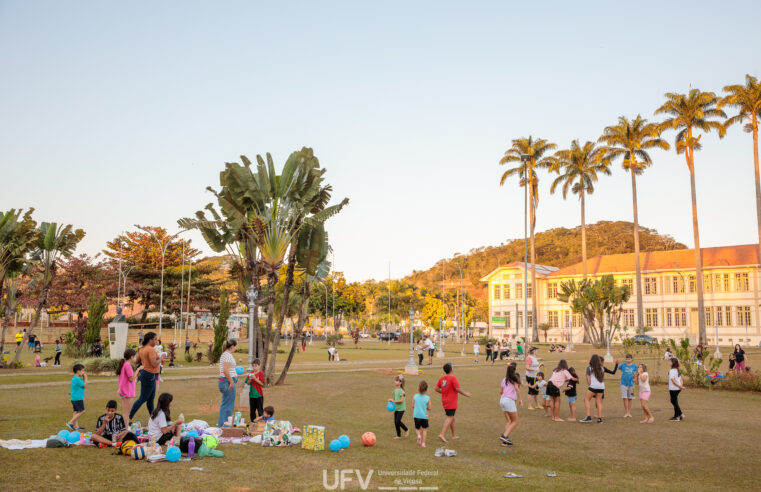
[166,445,181,462]
[67,431,80,444]
[235,366,244,375]
[132,445,146,460]
[338,434,350,449]
[361,432,376,447]
[386,401,395,412]
[329,439,342,452]
[203,435,219,450]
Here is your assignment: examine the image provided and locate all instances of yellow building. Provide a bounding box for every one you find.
[481,244,760,346]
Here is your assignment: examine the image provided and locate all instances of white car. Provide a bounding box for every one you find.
[359,333,370,338]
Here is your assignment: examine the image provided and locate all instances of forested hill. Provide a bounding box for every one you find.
[403,221,686,298]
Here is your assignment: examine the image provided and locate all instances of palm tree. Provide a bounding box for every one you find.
[551,140,612,279]
[499,136,556,341]
[655,89,726,345]
[599,116,669,332]
[720,75,761,264]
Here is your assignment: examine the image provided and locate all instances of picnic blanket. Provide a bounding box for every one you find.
[0,439,48,450]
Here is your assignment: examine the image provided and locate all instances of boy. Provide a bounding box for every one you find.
[68,364,87,431]
[618,354,638,418]
[434,363,471,442]
[246,358,265,422]
[92,400,136,447]
[472,341,480,364]
[254,405,275,423]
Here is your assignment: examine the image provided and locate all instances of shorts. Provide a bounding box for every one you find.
[444,408,456,417]
[28,342,34,348]
[588,388,605,398]
[500,397,517,413]
[546,381,561,397]
[542,395,551,401]
[157,431,175,446]
[414,418,429,429]
[639,391,650,401]
[620,385,634,399]
[428,349,435,356]
[526,376,537,395]
[71,400,85,412]
[567,395,577,404]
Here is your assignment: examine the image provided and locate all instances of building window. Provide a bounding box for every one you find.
[714,274,722,292]
[722,274,730,292]
[665,308,673,327]
[716,307,723,326]
[644,277,657,295]
[548,282,558,299]
[705,307,712,326]
[515,283,522,299]
[503,284,511,299]
[493,284,501,300]
[725,306,732,326]
[527,283,533,298]
[688,275,696,293]
[675,308,686,327]
[505,311,511,328]
[672,276,685,294]
[517,311,533,328]
[622,309,635,327]
[548,311,559,328]
[737,306,751,327]
[645,308,658,327]
[619,278,633,292]
[735,273,750,292]
[703,274,712,293]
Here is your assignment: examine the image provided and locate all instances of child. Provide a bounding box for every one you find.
[413,380,431,447]
[668,358,686,421]
[499,363,522,446]
[564,367,579,421]
[580,355,618,423]
[528,372,550,417]
[67,363,87,431]
[54,338,62,366]
[117,348,140,425]
[92,400,136,447]
[435,363,471,442]
[148,393,183,445]
[473,341,480,363]
[388,375,409,439]
[254,406,275,423]
[416,340,424,365]
[636,363,653,423]
[524,347,540,410]
[246,358,265,422]
[547,360,577,422]
[617,354,638,418]
[35,353,41,367]
[328,344,336,361]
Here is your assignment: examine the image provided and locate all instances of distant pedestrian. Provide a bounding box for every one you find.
[668,358,686,422]
[54,338,63,366]
[733,344,746,372]
[185,339,191,355]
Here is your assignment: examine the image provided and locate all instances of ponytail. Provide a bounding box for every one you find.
[117,348,136,375]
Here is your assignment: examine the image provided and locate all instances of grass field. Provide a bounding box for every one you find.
[0,342,759,491]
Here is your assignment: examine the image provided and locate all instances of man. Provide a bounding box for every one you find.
[424,336,435,365]
[185,339,191,355]
[138,329,144,346]
[92,400,136,447]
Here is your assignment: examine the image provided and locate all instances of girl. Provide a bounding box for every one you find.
[564,367,579,421]
[148,393,183,445]
[580,354,618,423]
[117,348,140,425]
[528,372,550,416]
[388,375,409,439]
[637,363,653,423]
[473,341,480,363]
[732,344,746,372]
[499,364,522,446]
[547,359,577,422]
[413,380,431,447]
[524,347,541,410]
[668,358,686,421]
[415,340,424,365]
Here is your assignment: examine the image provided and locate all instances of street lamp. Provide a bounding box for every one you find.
[247,283,258,367]
[520,153,530,346]
[405,307,417,374]
[437,264,445,358]
[714,324,721,358]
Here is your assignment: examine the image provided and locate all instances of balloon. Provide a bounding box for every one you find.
[186,430,198,437]
[386,401,395,412]
[329,439,342,452]
[57,430,70,439]
[203,435,219,450]
[166,446,181,462]
[67,431,80,444]
[338,435,350,449]
[235,366,244,375]
[361,432,376,447]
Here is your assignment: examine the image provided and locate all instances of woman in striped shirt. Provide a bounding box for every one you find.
[217,340,238,426]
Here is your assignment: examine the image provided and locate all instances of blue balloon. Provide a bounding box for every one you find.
[186,430,198,437]
[235,366,244,375]
[166,445,181,462]
[386,401,395,412]
[338,434,350,449]
[57,430,70,439]
[329,439,342,452]
[67,431,80,443]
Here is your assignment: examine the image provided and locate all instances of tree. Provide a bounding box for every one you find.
[499,136,557,341]
[655,89,726,345]
[13,222,85,364]
[84,292,108,349]
[599,116,669,332]
[538,322,550,342]
[551,140,612,279]
[47,254,116,323]
[558,275,630,348]
[720,74,761,265]
[212,290,230,363]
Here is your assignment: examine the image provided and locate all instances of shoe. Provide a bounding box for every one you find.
[77,426,85,431]
[499,434,509,444]
[579,416,592,423]
[434,447,445,457]
[417,436,422,446]
[421,442,426,448]
[527,406,534,411]
[504,437,513,446]
[596,418,603,423]
[668,417,680,422]
[66,423,75,431]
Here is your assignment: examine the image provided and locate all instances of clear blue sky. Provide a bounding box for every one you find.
[2,1,760,282]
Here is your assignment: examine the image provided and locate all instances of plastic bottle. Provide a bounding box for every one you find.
[187,437,195,458]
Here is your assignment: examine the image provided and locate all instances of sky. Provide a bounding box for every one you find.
[1,1,760,282]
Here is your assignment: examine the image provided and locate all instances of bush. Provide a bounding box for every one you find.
[212,291,230,363]
[326,334,342,345]
[721,370,761,392]
[85,293,107,348]
[73,357,120,373]
[184,351,193,363]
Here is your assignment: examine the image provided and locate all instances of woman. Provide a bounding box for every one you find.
[217,339,238,426]
[668,357,686,421]
[732,344,746,372]
[129,332,163,421]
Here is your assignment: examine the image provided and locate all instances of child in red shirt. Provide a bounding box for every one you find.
[435,362,471,442]
[245,358,265,422]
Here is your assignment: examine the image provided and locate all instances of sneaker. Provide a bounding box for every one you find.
[66,423,75,431]
[434,447,445,457]
[421,442,426,448]
[668,417,680,422]
[596,418,603,423]
[579,416,592,423]
[499,434,509,444]
[504,437,513,446]
[77,426,85,431]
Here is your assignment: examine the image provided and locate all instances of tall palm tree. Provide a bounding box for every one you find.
[551,140,611,279]
[720,75,761,264]
[499,136,556,341]
[655,89,726,345]
[599,116,669,332]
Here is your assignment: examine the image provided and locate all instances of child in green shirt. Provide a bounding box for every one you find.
[388,375,409,439]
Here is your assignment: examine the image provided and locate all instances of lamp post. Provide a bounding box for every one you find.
[566,314,574,352]
[714,324,721,358]
[247,283,258,367]
[521,153,530,345]
[405,307,417,374]
[437,264,445,358]
[604,312,613,362]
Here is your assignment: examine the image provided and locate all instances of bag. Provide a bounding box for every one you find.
[46,436,71,448]
[301,425,325,451]
[120,440,137,456]
[239,384,250,407]
[261,420,293,447]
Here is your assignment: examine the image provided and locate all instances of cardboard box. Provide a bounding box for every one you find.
[220,426,246,438]
[248,421,266,437]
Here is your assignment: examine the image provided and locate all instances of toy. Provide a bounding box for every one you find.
[132,445,146,460]
[338,435,350,449]
[235,366,244,375]
[166,446,181,462]
[361,432,376,447]
[386,401,395,412]
[203,435,219,450]
[67,431,80,444]
[329,439,342,452]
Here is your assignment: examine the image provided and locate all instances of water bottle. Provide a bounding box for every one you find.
[187,437,195,458]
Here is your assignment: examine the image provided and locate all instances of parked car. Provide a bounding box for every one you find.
[631,334,658,345]
[359,333,370,339]
[378,331,400,341]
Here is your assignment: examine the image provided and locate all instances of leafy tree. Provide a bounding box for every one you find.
[599,116,669,332]
[538,322,550,342]
[84,292,108,348]
[47,253,116,323]
[656,89,726,345]
[558,275,630,348]
[499,136,557,341]
[212,290,230,363]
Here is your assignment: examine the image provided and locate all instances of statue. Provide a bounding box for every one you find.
[112,305,126,323]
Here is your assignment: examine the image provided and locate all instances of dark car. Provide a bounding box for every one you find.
[631,334,657,345]
[378,331,400,341]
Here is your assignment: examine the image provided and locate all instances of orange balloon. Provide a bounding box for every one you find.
[361,432,376,447]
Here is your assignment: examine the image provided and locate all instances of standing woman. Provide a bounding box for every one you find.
[129,332,163,421]
[485,340,493,364]
[732,344,746,373]
[668,357,686,421]
[217,339,239,426]
[580,354,618,423]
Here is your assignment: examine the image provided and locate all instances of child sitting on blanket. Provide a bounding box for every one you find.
[92,400,137,447]
[254,406,275,423]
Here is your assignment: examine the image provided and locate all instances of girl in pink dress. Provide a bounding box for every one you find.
[117,348,140,425]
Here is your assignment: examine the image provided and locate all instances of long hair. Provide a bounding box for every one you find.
[568,366,578,380]
[505,364,520,385]
[639,363,648,374]
[554,359,569,373]
[116,348,136,376]
[589,354,603,381]
[151,393,173,421]
[142,331,156,346]
[670,357,681,375]
[395,375,405,390]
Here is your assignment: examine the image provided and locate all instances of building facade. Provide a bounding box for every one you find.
[481,244,760,346]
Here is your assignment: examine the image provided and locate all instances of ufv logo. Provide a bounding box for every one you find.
[323,469,374,490]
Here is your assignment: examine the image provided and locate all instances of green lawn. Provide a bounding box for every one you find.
[0,343,759,491]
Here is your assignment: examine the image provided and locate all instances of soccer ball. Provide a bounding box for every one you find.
[132,445,146,460]
[361,432,376,447]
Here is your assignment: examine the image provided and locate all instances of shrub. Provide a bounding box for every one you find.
[212,291,230,363]
[326,334,342,345]
[73,357,120,373]
[84,293,108,348]
[184,351,193,363]
[722,370,761,392]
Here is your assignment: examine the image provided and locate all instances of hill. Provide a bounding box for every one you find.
[403,221,686,298]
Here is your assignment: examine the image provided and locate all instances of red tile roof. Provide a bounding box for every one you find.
[549,244,760,277]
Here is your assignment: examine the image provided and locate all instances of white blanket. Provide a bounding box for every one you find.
[0,439,48,450]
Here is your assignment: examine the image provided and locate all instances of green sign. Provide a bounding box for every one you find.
[491,316,506,322]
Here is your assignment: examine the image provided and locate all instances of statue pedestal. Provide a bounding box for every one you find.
[404,364,418,375]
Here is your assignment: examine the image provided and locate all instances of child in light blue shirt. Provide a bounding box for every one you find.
[617,354,638,418]
[412,381,431,447]
[68,363,87,431]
